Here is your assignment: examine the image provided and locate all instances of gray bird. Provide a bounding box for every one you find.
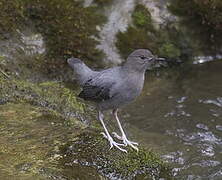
[67,49,165,152]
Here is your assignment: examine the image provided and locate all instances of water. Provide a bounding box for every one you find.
[193,55,222,65]
[122,60,222,179]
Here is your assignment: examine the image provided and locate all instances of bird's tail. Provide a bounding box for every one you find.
[67,57,94,85]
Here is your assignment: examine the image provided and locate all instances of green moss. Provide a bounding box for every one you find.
[94,0,113,6]
[168,0,222,54]
[0,0,106,75]
[23,0,105,62]
[116,27,153,59]
[0,75,87,120]
[0,55,4,63]
[60,131,173,179]
[0,103,51,179]
[133,11,147,26]
[116,4,158,59]
[132,4,154,31]
[116,4,185,61]
[0,0,25,38]
[158,42,181,59]
[0,102,86,180]
[116,3,198,62]
[38,81,85,112]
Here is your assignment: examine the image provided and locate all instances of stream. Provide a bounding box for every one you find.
[121,60,222,179]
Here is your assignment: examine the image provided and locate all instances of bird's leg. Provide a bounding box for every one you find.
[112,109,139,151]
[98,111,127,153]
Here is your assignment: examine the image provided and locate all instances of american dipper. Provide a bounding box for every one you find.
[67,49,165,152]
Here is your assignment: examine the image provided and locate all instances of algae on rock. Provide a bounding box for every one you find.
[60,131,173,180]
[0,0,106,79]
[116,3,186,62]
[0,74,87,121]
[0,102,86,180]
[168,0,222,55]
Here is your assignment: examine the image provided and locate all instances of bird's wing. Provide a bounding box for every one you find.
[78,71,115,102]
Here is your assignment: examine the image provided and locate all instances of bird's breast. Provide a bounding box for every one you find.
[98,72,145,111]
[114,73,145,102]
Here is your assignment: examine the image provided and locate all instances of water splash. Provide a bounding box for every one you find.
[193,55,222,64]
[199,97,222,108]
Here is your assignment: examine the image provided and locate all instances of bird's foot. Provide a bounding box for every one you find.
[100,132,127,153]
[112,132,139,152]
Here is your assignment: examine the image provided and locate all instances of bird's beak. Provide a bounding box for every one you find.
[154,56,167,67]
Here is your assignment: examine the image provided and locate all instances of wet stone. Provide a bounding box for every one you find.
[15,163,33,173]
[59,130,173,180]
[0,98,8,105]
[216,125,222,132]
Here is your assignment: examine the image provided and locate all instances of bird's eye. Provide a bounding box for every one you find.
[139,56,146,60]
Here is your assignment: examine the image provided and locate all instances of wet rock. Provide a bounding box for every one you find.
[0,75,88,121]
[60,130,173,180]
[168,0,222,55]
[115,3,187,62]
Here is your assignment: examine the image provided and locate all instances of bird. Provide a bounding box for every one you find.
[67,49,166,152]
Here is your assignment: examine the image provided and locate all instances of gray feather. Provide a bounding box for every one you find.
[67,57,96,85]
[79,68,118,102]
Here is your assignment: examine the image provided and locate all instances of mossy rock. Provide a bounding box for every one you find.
[0,74,173,179]
[0,0,106,76]
[0,102,91,180]
[60,130,173,179]
[168,0,222,54]
[0,74,91,122]
[116,26,158,59]
[0,0,25,38]
[94,0,113,6]
[132,4,154,31]
[116,3,197,62]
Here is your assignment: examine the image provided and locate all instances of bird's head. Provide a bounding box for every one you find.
[123,49,166,72]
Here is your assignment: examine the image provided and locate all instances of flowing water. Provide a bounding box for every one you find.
[121,60,222,179]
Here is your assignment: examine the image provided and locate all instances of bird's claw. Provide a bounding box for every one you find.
[109,141,127,153]
[112,132,139,152]
[112,132,124,141]
[100,132,108,139]
[124,140,139,152]
[100,132,127,153]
